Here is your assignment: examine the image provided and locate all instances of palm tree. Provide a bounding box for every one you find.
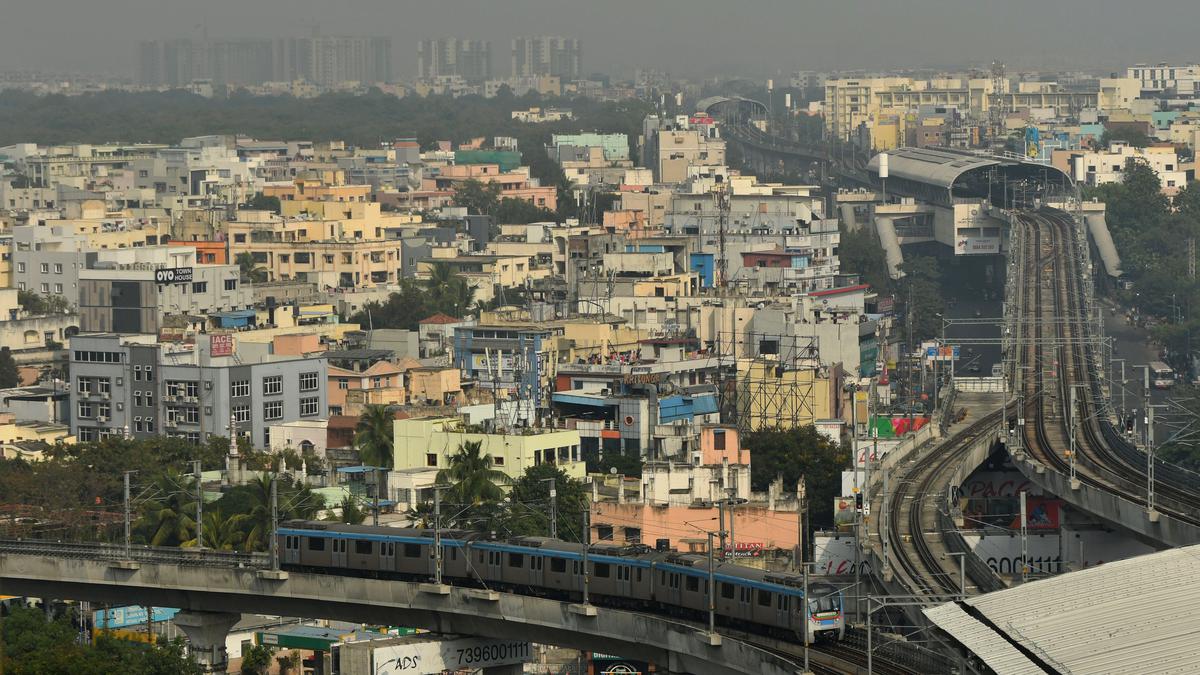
[183,510,250,551]
[238,473,322,551]
[354,405,395,469]
[136,469,197,547]
[437,440,512,506]
[235,252,268,284]
[425,262,457,307]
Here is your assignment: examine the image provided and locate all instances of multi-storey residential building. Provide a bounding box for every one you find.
[511,37,581,79]
[641,116,726,184]
[226,203,410,288]
[1127,63,1200,98]
[418,38,493,82]
[138,36,391,88]
[77,248,252,334]
[68,333,328,447]
[393,416,584,479]
[1061,142,1187,195]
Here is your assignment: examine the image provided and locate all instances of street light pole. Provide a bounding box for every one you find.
[707,532,717,636]
[192,460,203,550]
[541,477,557,539]
[270,475,279,572]
[123,470,135,559]
[582,509,591,606]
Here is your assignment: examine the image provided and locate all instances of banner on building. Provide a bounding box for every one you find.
[210,333,235,357]
[868,416,929,438]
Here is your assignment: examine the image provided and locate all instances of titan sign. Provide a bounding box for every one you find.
[154,267,194,284]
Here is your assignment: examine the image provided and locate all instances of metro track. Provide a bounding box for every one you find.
[1017,208,1200,525]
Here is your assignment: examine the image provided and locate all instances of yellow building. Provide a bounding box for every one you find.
[0,240,11,288]
[0,414,74,460]
[735,358,835,431]
[393,416,585,480]
[228,204,414,288]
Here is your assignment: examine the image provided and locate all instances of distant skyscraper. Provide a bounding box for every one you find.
[511,36,581,80]
[418,38,493,82]
[138,35,391,88]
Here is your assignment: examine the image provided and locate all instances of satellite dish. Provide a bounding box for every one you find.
[610,467,618,475]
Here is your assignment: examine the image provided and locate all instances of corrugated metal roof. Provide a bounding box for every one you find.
[926,545,1200,674]
[924,603,1044,675]
[868,147,999,189]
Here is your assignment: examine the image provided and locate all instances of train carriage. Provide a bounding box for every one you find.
[273,521,845,645]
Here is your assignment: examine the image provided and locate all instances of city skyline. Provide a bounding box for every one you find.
[6,0,1200,80]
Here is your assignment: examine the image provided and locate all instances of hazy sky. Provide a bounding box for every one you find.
[4,0,1200,79]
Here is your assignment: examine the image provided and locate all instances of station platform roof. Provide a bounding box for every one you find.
[925,544,1200,674]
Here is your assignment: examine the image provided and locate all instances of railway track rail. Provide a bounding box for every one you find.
[1016,208,1200,526]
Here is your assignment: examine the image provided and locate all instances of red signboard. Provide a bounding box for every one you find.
[210,334,235,357]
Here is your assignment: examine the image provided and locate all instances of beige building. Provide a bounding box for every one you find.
[393,416,585,479]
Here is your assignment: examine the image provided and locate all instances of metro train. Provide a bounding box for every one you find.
[276,521,845,643]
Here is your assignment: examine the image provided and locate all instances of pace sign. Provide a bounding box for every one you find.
[154,267,193,284]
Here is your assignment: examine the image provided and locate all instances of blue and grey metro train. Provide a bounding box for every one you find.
[276,521,845,643]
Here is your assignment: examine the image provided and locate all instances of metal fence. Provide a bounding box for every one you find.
[0,539,267,569]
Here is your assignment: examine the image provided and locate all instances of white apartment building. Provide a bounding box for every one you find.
[1069,142,1186,195]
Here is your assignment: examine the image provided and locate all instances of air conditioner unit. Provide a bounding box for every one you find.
[100,391,111,400]
[165,418,178,428]
[185,395,199,404]
[97,415,109,423]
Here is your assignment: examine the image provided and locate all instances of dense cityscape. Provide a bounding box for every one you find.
[0,3,1199,674]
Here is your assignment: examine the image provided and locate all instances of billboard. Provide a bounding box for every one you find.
[154,267,193,284]
[956,237,1001,255]
[373,637,530,674]
[93,606,179,629]
[924,345,960,362]
[210,333,235,357]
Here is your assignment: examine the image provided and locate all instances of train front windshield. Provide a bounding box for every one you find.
[809,594,840,615]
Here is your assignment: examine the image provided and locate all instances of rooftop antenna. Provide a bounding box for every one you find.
[717,189,730,295]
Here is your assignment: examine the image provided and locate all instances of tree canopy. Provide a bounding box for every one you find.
[742,425,849,528]
[0,605,201,675]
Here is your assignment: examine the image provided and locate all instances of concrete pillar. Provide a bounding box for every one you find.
[173,611,240,674]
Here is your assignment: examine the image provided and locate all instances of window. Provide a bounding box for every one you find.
[40,283,48,294]
[231,380,249,398]
[594,562,611,578]
[40,263,48,274]
[300,397,320,417]
[78,402,93,419]
[77,377,91,394]
[146,420,155,433]
[757,590,772,607]
[550,557,567,573]
[264,400,283,420]
[597,525,614,541]
[54,284,62,294]
[224,279,237,291]
[508,552,524,568]
[426,453,437,467]
[145,366,153,382]
[307,537,325,551]
[713,429,726,450]
[263,376,282,395]
[299,372,319,391]
[493,456,504,466]
[191,282,208,294]
[233,404,250,423]
[686,576,699,592]
[338,378,349,390]
[404,543,421,558]
[721,582,736,599]
[53,263,63,274]
[16,262,24,273]
[355,540,373,555]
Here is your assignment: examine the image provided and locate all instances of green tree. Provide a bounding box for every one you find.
[354,404,396,469]
[494,196,558,224]
[503,464,588,538]
[1100,127,1153,148]
[16,289,70,315]
[424,262,476,316]
[0,605,201,675]
[837,224,894,296]
[348,279,434,330]
[332,496,368,524]
[235,252,268,284]
[898,255,944,343]
[452,179,501,215]
[210,473,322,551]
[240,644,274,675]
[437,440,512,506]
[135,468,198,547]
[245,193,281,214]
[0,347,19,388]
[742,425,848,528]
[184,510,250,550]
